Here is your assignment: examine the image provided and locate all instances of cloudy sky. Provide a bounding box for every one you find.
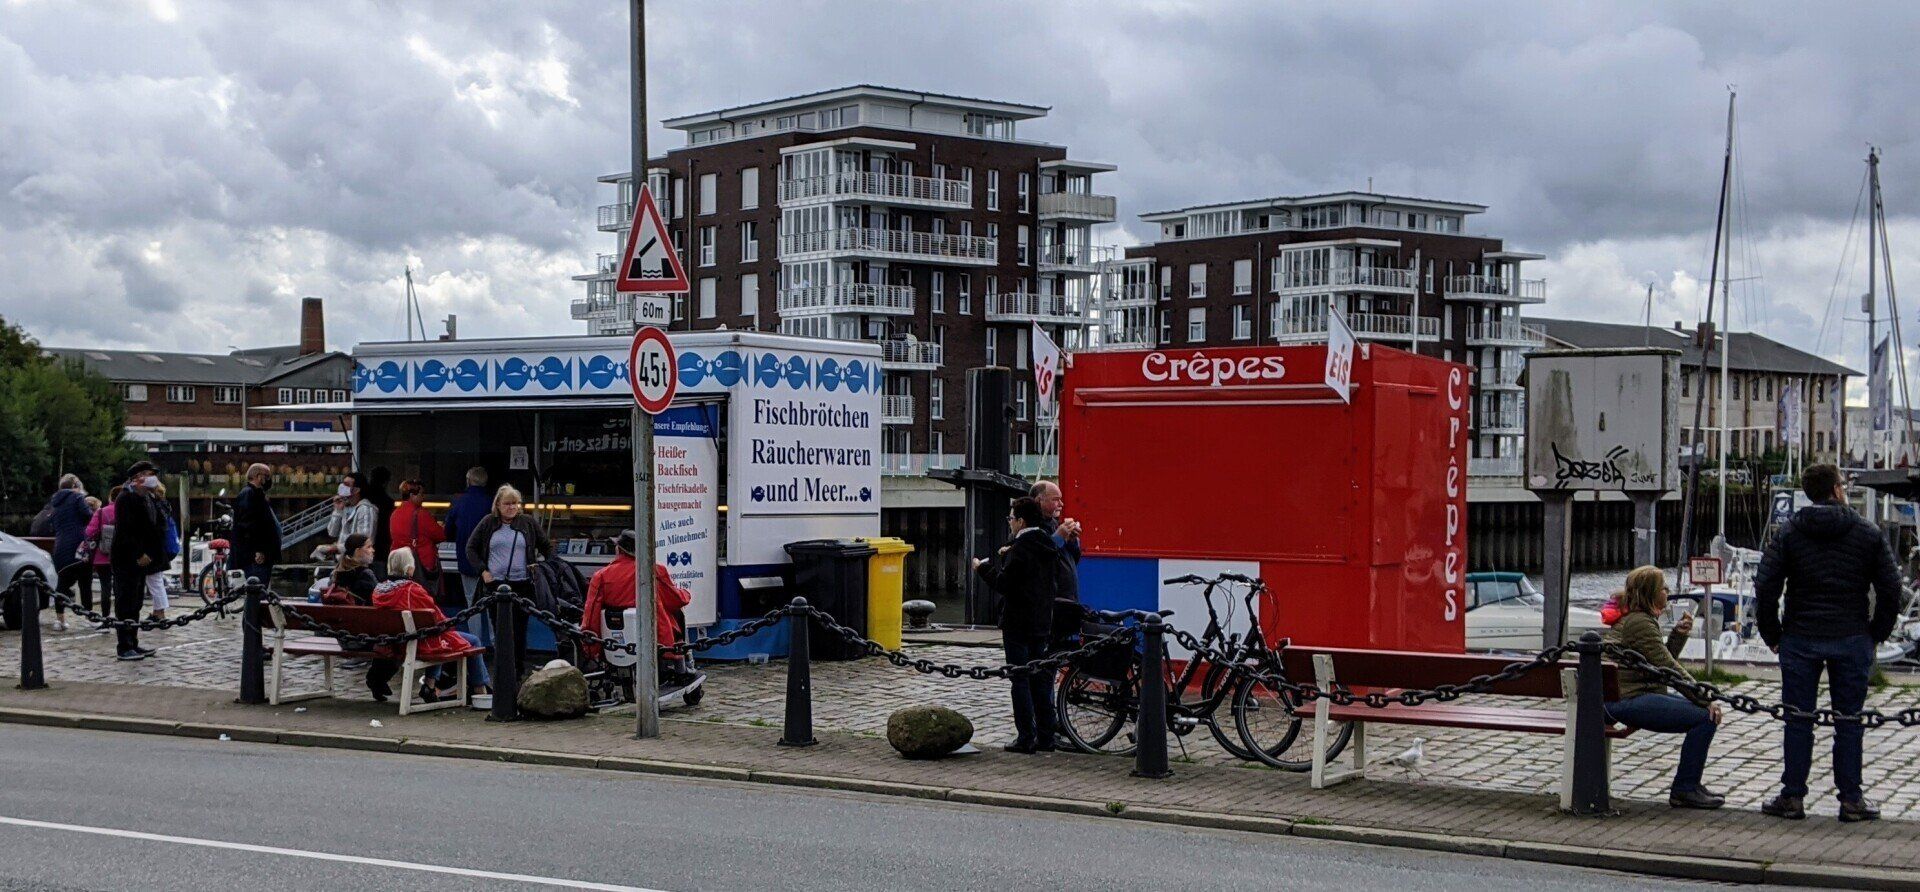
[3,0,1918,381]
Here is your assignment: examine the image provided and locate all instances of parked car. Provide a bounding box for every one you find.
[0,532,58,630]
[1465,571,1604,651]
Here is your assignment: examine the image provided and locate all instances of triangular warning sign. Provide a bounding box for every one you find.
[614,184,690,293]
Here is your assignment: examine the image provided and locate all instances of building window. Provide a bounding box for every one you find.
[931,431,944,459]
[740,273,759,319]
[1158,309,1171,346]
[1682,370,1691,398]
[1017,172,1031,212]
[931,378,945,420]
[1817,380,1827,402]
[1016,380,1030,419]
[277,387,293,404]
[123,383,148,402]
[166,385,196,403]
[332,389,348,402]
[959,274,972,315]
[985,328,999,366]
[698,173,717,215]
[932,271,945,314]
[740,167,759,210]
[740,222,758,262]
[294,388,311,403]
[1160,266,1173,300]
[1233,259,1253,295]
[1187,307,1206,342]
[698,226,716,267]
[672,177,685,219]
[1017,225,1030,266]
[987,170,1000,211]
[699,277,717,318]
[1232,305,1252,340]
[1188,263,1206,297]
[1016,326,1029,368]
[213,386,242,404]
[988,223,1000,258]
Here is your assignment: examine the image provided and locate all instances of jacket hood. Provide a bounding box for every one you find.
[1600,595,1624,627]
[1791,503,1857,541]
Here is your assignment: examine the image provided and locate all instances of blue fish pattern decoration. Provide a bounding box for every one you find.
[754,352,784,388]
[496,357,533,391]
[782,355,810,389]
[372,360,408,394]
[534,356,572,390]
[452,358,488,392]
[580,354,624,389]
[414,359,450,392]
[843,359,868,393]
[815,357,843,392]
[353,363,375,393]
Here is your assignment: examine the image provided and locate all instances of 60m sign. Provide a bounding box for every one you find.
[628,326,677,415]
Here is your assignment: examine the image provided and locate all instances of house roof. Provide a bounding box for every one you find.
[43,346,349,386]
[1529,317,1859,378]
[662,85,1050,130]
[1139,191,1488,221]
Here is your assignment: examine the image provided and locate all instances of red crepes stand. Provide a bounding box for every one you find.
[1062,344,1470,654]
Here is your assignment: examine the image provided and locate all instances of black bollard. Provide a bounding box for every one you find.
[1567,630,1612,815]
[236,579,267,704]
[779,597,815,747]
[488,585,521,722]
[1131,614,1170,779]
[16,572,46,691]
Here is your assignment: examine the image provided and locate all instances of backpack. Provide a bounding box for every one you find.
[29,502,56,537]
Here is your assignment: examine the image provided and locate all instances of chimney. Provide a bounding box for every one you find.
[299,297,326,355]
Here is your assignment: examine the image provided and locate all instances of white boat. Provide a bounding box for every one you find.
[1465,572,1604,651]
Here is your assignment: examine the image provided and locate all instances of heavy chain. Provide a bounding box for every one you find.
[795,605,1139,680]
[42,585,248,632]
[264,591,501,649]
[1601,642,1920,728]
[501,591,789,658]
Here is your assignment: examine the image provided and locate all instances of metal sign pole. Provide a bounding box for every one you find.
[630,0,659,739]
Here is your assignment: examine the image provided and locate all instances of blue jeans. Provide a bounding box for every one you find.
[1779,634,1874,802]
[434,631,491,691]
[460,574,494,649]
[1605,693,1716,794]
[1003,635,1056,745]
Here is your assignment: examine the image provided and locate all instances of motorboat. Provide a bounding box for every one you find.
[1465,572,1604,651]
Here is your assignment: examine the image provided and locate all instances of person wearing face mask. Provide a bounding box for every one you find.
[324,472,377,560]
[231,463,281,588]
[108,462,167,661]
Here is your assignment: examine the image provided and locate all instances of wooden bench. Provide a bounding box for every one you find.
[261,602,486,716]
[1279,646,1633,809]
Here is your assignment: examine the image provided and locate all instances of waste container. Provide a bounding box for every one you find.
[783,539,877,661]
[857,537,915,651]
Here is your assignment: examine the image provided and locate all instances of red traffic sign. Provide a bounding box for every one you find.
[1688,556,1724,586]
[628,326,677,415]
[614,185,689,294]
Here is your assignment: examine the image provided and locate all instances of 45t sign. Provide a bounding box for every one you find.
[628,326,678,415]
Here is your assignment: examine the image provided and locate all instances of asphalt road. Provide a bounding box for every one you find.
[0,725,1764,891]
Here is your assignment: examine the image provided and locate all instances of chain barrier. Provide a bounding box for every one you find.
[46,586,249,632]
[500,591,789,658]
[794,605,1140,680]
[263,592,502,649]
[1601,642,1920,729]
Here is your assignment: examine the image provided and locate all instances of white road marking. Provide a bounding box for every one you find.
[0,814,668,891]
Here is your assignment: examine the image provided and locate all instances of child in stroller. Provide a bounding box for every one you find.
[576,531,705,708]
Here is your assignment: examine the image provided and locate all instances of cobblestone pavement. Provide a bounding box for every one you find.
[7,612,1920,819]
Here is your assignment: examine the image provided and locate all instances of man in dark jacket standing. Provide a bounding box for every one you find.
[443,466,493,644]
[1754,463,1903,823]
[231,463,281,588]
[975,497,1059,753]
[1030,480,1083,658]
[109,462,166,661]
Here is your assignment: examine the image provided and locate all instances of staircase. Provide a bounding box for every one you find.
[280,500,335,549]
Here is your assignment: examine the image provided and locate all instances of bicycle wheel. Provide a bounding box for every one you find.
[1055,664,1138,755]
[1199,661,1256,760]
[193,565,221,607]
[1232,672,1353,771]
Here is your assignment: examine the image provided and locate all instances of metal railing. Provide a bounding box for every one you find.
[1104,282,1158,308]
[1270,312,1439,341]
[777,282,916,316]
[986,291,1087,323]
[1468,455,1525,477]
[1467,320,1547,345]
[880,452,965,475]
[1480,366,1525,387]
[1037,191,1118,220]
[1037,243,1114,271]
[881,394,915,425]
[781,228,997,264]
[1446,275,1546,303]
[596,253,618,274]
[1271,266,1418,293]
[597,202,632,230]
[780,171,972,207]
[875,339,944,368]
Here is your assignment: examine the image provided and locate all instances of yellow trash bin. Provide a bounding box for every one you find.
[858,537,915,650]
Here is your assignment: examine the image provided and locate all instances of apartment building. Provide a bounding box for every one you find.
[1101,192,1545,476]
[574,85,1117,474]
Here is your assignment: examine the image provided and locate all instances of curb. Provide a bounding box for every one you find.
[4,705,1917,890]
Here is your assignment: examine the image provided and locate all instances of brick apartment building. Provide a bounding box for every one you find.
[1102,192,1547,478]
[574,85,1117,474]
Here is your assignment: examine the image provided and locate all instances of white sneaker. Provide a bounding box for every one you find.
[51,618,67,632]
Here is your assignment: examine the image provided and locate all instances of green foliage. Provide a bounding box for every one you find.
[0,316,140,519]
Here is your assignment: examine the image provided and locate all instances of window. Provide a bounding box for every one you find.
[985,328,999,366]
[931,431,944,459]
[930,378,945,420]
[167,385,196,403]
[1817,380,1827,402]
[698,173,717,215]
[332,389,347,402]
[988,223,999,258]
[1232,305,1252,340]
[123,383,148,402]
[1017,225,1030,265]
[959,220,972,240]
[932,163,946,181]
[1232,259,1253,295]
[1766,378,1775,400]
[1016,326,1029,368]
[1188,307,1206,342]
[740,167,759,209]
[1016,380,1030,419]
[740,274,759,318]
[959,274,972,315]
[1682,370,1691,398]
[672,178,685,219]
[1189,263,1206,297]
[294,388,311,403]
[276,387,292,404]
[1160,266,1173,300]
[699,226,716,266]
[932,271,945,314]
[673,294,687,323]
[213,386,242,404]
[1017,172,1031,212]
[699,277,717,318]
[1157,309,1172,345]
[740,222,759,262]
[987,170,1000,211]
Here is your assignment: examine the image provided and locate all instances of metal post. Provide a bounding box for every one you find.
[488,585,521,722]
[964,367,1015,625]
[236,580,266,704]
[1630,493,1659,567]
[1568,631,1612,815]
[628,0,660,741]
[16,572,46,690]
[1131,614,1170,779]
[1539,490,1575,647]
[779,597,815,747]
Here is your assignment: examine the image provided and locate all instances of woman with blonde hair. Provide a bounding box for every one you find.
[462,485,551,596]
[374,548,489,702]
[1601,565,1725,809]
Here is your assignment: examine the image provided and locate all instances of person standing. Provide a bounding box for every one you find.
[83,486,120,630]
[1028,480,1083,658]
[464,486,550,691]
[1754,463,1903,823]
[146,482,179,622]
[974,497,1060,754]
[230,463,281,588]
[109,463,165,661]
[365,467,396,562]
[443,467,493,644]
[44,474,94,632]
[390,480,445,586]
[325,471,377,559]
[1028,480,1082,562]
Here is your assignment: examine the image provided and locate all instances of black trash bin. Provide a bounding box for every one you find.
[784,538,877,661]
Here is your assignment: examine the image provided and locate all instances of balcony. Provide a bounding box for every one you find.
[1103,282,1158,309]
[1011,454,1059,478]
[596,202,632,231]
[1038,190,1118,222]
[1098,323,1159,350]
[570,293,630,323]
[1468,455,1524,478]
[1037,243,1114,274]
[1477,412,1526,435]
[1479,366,1525,389]
[1270,312,1440,344]
[881,453,965,476]
[875,339,944,371]
[1446,275,1546,304]
[1466,320,1547,347]
[1270,266,1418,295]
[778,283,916,317]
[882,395,915,425]
[781,228,997,266]
[986,292,1088,325]
[779,171,972,210]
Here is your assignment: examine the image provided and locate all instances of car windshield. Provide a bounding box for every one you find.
[1471,577,1544,610]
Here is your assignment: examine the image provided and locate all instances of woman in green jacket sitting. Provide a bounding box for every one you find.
[1601,565,1725,810]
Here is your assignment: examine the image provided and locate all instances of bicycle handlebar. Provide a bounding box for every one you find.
[1162,574,1207,586]
[1217,572,1258,584]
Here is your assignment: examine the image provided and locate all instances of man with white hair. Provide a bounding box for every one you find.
[231,463,281,587]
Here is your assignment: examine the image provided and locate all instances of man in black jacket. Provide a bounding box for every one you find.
[109,462,166,661]
[974,497,1059,754]
[1754,463,1903,823]
[231,463,281,588]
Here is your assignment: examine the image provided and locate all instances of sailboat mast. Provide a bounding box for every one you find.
[1867,150,1879,522]
[1677,90,1736,583]
[1717,95,1732,544]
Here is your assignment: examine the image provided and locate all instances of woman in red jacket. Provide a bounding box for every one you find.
[582,531,691,659]
[389,480,446,583]
[374,548,489,701]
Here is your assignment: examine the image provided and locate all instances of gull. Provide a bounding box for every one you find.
[1387,737,1428,778]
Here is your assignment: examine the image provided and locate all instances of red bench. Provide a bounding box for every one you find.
[261,602,485,716]
[1279,646,1632,809]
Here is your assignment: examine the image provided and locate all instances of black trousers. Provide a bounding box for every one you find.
[1003,634,1056,745]
[110,566,147,653]
[55,560,94,612]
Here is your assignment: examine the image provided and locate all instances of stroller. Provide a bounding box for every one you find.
[571,601,707,710]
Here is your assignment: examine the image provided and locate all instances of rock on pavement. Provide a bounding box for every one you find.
[518,660,590,719]
[887,705,974,759]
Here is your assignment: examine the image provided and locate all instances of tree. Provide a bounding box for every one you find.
[0,316,140,520]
